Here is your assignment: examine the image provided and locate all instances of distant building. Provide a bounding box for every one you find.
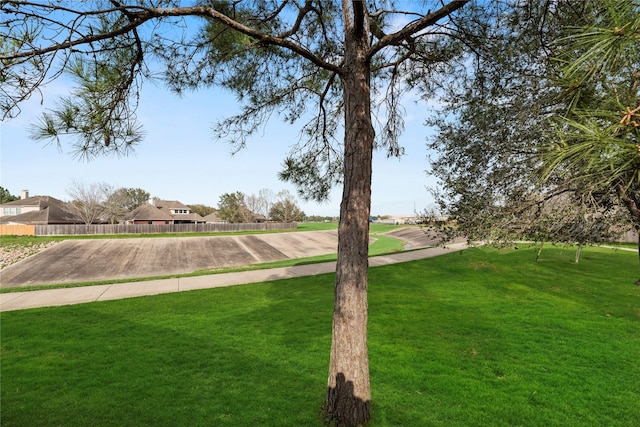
[374,215,418,225]
[372,214,451,226]
[0,191,85,225]
[252,213,268,223]
[123,199,204,224]
[202,212,227,224]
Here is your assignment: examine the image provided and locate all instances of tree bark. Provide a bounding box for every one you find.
[616,183,640,279]
[324,3,374,425]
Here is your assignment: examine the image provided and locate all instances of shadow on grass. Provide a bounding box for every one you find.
[1,286,332,426]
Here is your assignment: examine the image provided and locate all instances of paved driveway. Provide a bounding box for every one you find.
[0,230,339,287]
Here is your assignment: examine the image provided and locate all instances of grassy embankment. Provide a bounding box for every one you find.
[0,223,406,292]
[1,245,638,426]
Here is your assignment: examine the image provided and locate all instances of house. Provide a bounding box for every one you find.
[0,191,83,225]
[201,210,264,224]
[202,211,227,224]
[122,203,173,225]
[373,215,418,225]
[123,199,204,224]
[252,213,268,223]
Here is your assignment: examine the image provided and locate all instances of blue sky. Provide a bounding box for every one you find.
[1,76,439,217]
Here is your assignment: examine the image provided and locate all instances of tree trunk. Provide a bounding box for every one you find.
[616,184,640,282]
[324,5,374,425]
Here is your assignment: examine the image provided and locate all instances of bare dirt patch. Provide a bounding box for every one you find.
[0,241,60,270]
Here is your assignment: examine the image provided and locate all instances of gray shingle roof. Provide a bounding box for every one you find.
[0,196,83,224]
[155,200,190,210]
[124,204,174,221]
[1,195,57,208]
[176,212,205,222]
[202,212,224,223]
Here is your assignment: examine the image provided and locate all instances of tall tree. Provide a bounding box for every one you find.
[103,188,129,224]
[0,186,18,204]
[258,188,275,218]
[217,191,247,223]
[269,190,305,222]
[103,187,150,223]
[427,2,622,249]
[427,1,571,244]
[187,203,216,217]
[429,0,640,264]
[1,2,480,424]
[245,188,275,219]
[123,187,150,210]
[66,180,112,224]
[544,0,640,254]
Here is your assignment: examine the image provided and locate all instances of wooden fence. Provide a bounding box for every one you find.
[620,229,638,244]
[0,224,36,236]
[29,222,297,236]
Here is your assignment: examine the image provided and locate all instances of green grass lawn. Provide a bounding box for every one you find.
[1,245,638,426]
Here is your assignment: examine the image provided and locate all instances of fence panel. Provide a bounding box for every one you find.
[33,223,298,236]
[620,230,638,244]
[0,225,36,236]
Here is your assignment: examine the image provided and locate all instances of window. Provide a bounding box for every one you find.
[3,207,21,215]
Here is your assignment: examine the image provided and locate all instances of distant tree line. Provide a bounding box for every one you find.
[64,180,150,224]
[216,189,305,223]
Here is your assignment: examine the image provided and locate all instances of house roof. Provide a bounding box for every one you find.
[125,204,174,221]
[202,212,224,223]
[0,196,82,224]
[125,200,206,222]
[155,200,190,211]
[1,195,61,208]
[175,212,205,222]
[154,200,204,221]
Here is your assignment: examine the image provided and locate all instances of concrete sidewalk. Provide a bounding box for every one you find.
[0,243,467,312]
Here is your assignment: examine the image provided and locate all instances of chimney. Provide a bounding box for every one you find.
[21,190,29,200]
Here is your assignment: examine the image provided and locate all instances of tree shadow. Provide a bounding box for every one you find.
[323,373,371,427]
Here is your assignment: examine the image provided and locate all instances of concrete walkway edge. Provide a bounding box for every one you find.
[0,243,468,312]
